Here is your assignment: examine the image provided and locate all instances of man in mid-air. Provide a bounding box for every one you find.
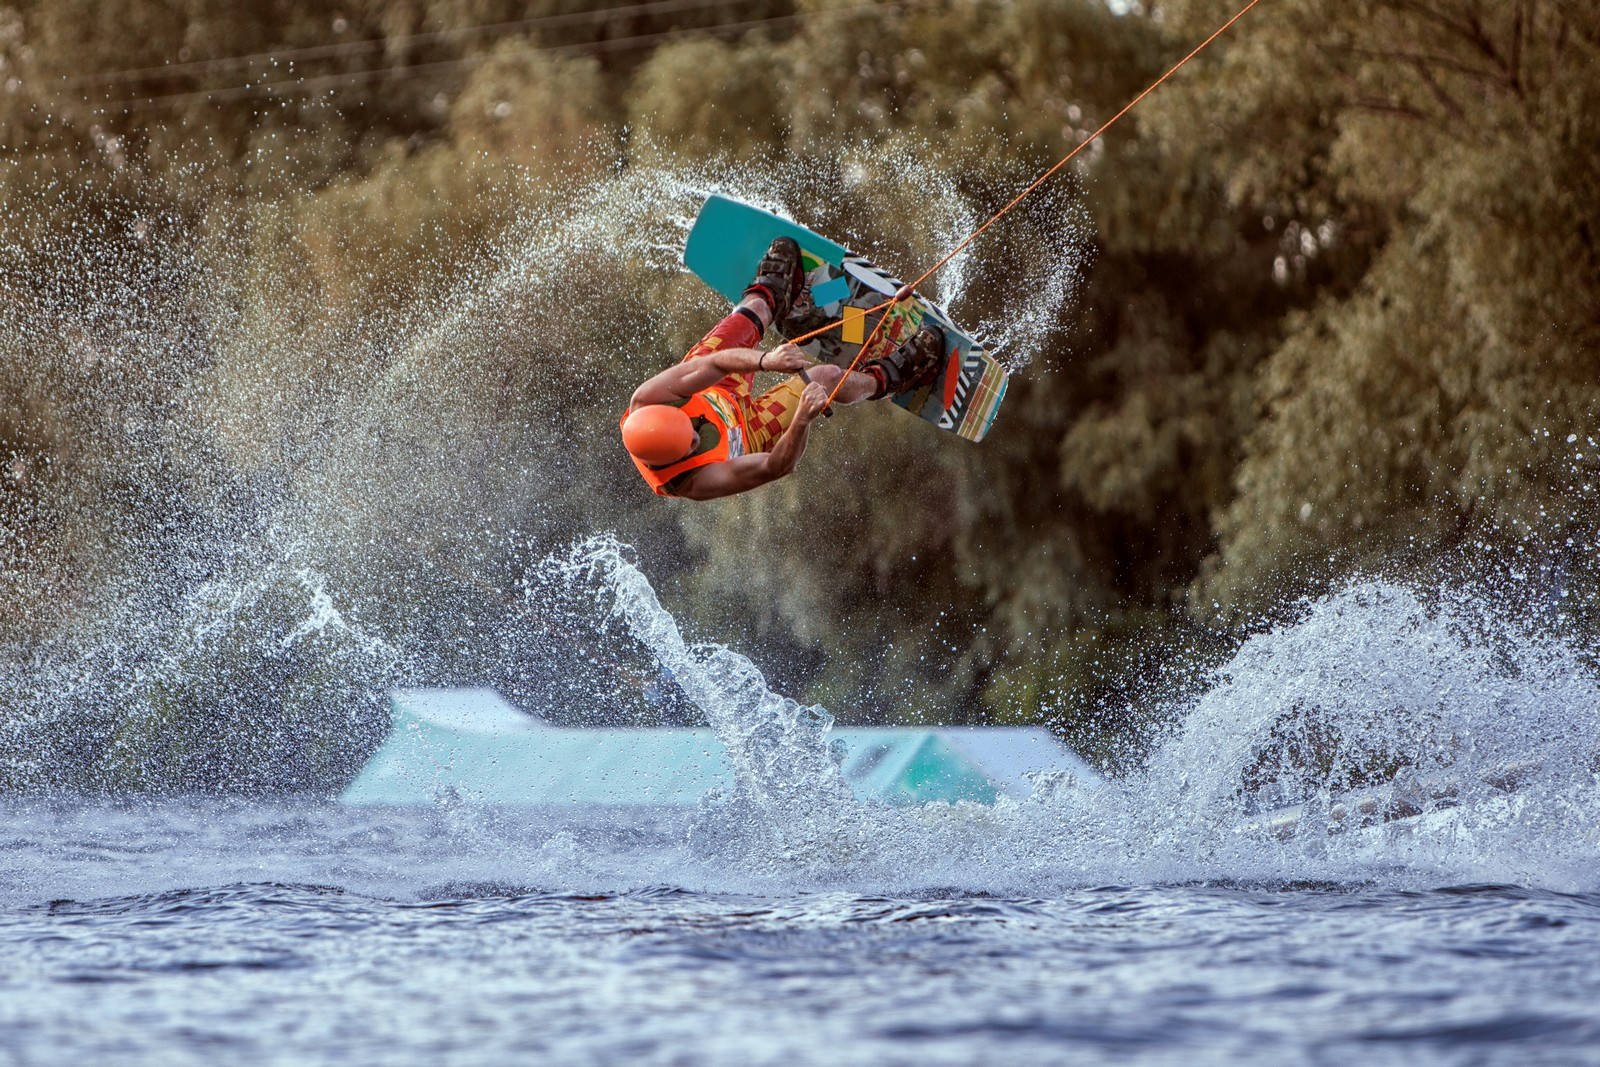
[620,237,942,500]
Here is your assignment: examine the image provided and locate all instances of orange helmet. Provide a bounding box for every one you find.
[621,405,696,465]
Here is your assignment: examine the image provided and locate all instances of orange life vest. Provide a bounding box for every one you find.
[621,387,747,496]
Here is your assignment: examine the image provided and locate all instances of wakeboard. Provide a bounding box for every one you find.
[683,194,1007,443]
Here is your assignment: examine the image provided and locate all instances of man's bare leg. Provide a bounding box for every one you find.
[803,363,879,405]
[738,292,775,331]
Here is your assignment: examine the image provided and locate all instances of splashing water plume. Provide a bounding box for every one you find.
[3,152,1599,896]
[1,145,1085,795]
[553,535,867,875]
[548,541,1600,895]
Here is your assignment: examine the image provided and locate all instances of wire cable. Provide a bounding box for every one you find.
[100,2,903,110]
[60,0,763,88]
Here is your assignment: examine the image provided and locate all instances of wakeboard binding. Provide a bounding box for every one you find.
[741,236,805,323]
[866,323,946,398]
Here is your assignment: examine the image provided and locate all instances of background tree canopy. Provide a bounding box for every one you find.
[0,0,1596,790]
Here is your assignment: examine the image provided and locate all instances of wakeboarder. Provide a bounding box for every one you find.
[620,237,942,500]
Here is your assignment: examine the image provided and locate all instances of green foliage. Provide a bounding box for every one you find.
[626,36,789,159]
[451,44,619,177]
[1176,0,1600,615]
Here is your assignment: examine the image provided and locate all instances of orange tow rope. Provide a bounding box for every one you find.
[795,0,1267,406]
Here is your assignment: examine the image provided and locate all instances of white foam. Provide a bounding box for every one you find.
[571,546,1600,894]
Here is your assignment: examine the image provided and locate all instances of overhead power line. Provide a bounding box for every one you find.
[102,3,904,111]
[61,0,761,87]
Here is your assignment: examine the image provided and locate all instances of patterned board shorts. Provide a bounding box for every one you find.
[683,310,807,454]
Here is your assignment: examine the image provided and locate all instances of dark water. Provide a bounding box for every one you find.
[5,803,1600,1066]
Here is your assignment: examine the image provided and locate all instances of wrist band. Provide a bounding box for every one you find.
[758,352,766,371]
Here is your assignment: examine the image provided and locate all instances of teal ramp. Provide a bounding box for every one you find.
[341,689,1097,807]
[834,729,999,804]
[342,691,726,807]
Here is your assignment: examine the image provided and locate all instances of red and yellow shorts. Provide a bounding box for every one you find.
[683,311,806,454]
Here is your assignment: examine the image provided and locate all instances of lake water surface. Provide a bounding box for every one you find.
[8,555,1600,1065]
[5,801,1600,1066]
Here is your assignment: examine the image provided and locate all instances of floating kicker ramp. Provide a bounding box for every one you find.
[341,688,1098,807]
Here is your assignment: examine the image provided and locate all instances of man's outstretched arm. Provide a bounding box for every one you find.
[676,381,829,500]
[629,344,810,411]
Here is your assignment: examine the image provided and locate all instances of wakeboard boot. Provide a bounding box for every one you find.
[864,323,945,398]
[741,236,805,324]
